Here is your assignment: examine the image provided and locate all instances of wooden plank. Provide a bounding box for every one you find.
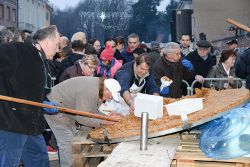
[72,144,92,167]
[176,159,243,167]
[174,152,250,164]
[174,132,250,166]
[88,145,103,167]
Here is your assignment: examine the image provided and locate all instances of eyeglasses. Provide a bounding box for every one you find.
[168,52,181,56]
[198,47,210,51]
[85,63,96,71]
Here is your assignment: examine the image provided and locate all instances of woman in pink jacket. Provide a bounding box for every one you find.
[97,44,122,78]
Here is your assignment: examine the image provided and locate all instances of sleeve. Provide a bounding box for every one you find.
[76,98,103,127]
[75,84,103,127]
[204,65,217,88]
[152,62,163,87]
[144,72,160,95]
[0,43,17,75]
[235,53,249,79]
[115,70,132,96]
[59,69,71,83]
[182,65,195,81]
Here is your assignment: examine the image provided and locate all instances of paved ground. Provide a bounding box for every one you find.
[50,160,60,167]
[49,154,59,167]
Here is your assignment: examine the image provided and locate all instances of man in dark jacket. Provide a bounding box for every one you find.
[115,53,160,113]
[0,25,60,166]
[120,33,140,64]
[153,42,194,98]
[235,47,250,90]
[186,40,217,89]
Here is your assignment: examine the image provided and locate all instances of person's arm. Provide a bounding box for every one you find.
[235,53,248,79]
[122,90,134,113]
[204,65,217,88]
[116,70,135,113]
[144,72,160,95]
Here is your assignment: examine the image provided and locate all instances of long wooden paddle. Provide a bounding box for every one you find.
[227,18,250,33]
[0,95,119,122]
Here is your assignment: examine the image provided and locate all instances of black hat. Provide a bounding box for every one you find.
[196,40,212,48]
[132,48,145,55]
[226,39,238,45]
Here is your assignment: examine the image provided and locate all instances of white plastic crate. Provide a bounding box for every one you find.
[134,93,163,120]
[165,98,203,116]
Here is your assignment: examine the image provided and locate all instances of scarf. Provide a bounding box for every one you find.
[99,58,115,78]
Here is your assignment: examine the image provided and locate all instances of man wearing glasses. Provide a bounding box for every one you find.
[115,53,160,113]
[153,42,194,98]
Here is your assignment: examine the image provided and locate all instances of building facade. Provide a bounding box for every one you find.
[178,0,250,44]
[0,0,17,29]
[18,0,51,32]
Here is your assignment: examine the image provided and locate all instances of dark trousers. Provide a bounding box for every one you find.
[0,130,49,167]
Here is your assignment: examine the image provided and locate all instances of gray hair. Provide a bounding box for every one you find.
[33,25,58,42]
[162,42,180,54]
[81,54,100,66]
[127,33,139,41]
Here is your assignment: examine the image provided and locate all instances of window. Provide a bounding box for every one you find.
[0,4,4,19]
[12,9,16,22]
[46,12,49,21]
[6,6,10,21]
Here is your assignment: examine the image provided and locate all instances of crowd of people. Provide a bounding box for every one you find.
[0,25,250,167]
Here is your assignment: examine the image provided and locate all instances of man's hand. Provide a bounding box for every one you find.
[101,112,123,125]
[195,75,204,83]
[128,99,135,114]
[43,101,58,114]
[228,76,235,84]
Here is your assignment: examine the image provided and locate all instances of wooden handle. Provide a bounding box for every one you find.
[227,18,250,33]
[0,95,119,122]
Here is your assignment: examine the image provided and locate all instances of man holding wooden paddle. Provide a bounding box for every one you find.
[44,77,123,167]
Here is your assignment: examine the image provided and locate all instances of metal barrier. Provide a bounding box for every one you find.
[182,80,192,96]
[189,78,244,96]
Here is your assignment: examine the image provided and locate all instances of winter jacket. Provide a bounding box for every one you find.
[235,47,250,89]
[186,50,216,88]
[0,42,47,135]
[153,56,194,98]
[59,62,83,83]
[115,61,160,96]
[120,48,134,64]
[58,53,84,79]
[96,58,122,78]
[206,63,242,90]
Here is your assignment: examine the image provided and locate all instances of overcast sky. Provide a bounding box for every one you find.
[49,0,170,11]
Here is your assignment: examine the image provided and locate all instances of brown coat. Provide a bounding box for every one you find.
[59,62,83,83]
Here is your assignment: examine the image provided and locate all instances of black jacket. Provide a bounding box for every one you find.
[153,56,194,98]
[0,42,47,135]
[58,53,84,79]
[236,47,250,89]
[186,50,216,88]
